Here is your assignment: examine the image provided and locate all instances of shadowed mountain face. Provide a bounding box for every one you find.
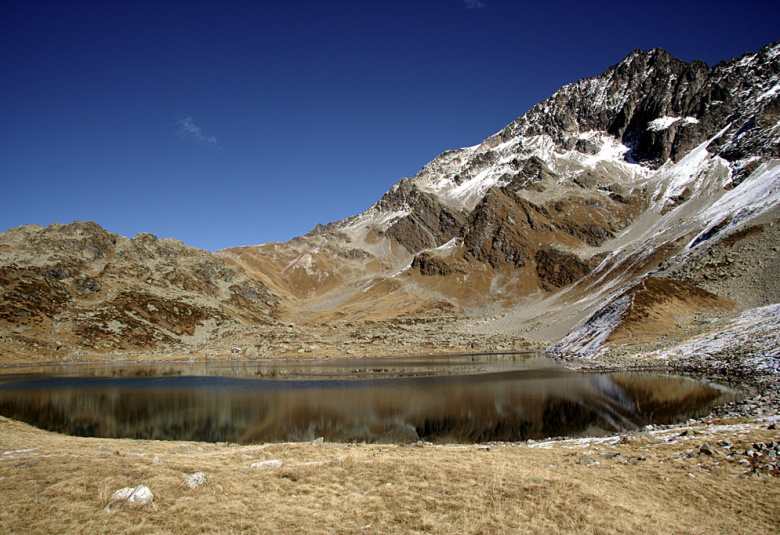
[2,42,780,361]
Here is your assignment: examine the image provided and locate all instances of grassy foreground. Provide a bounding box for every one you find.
[0,415,778,534]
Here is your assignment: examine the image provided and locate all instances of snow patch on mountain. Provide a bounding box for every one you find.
[550,295,632,358]
[413,131,645,214]
[649,131,728,211]
[690,160,780,246]
[551,133,645,180]
[647,116,700,131]
[421,141,518,211]
[444,159,509,209]
[283,253,319,276]
[431,237,462,254]
[647,304,780,372]
[342,206,412,237]
[756,77,780,103]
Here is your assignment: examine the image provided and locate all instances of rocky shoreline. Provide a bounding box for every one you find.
[562,357,780,420]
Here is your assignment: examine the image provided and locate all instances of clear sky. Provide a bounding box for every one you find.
[2,0,778,252]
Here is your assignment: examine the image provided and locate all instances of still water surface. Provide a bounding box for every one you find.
[0,353,738,444]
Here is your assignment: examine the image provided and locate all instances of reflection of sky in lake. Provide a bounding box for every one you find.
[0,355,739,444]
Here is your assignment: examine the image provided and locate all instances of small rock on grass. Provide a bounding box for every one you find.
[186,472,209,489]
[602,452,629,464]
[110,488,135,502]
[699,443,716,456]
[105,485,154,512]
[250,460,282,469]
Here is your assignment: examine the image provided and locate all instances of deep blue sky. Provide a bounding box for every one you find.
[2,1,778,251]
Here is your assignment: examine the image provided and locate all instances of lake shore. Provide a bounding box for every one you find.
[1,409,778,534]
[1,351,779,533]
[3,347,778,428]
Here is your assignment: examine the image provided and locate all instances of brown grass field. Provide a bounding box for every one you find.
[1,415,778,534]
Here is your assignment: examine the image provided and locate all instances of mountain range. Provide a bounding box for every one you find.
[2,41,779,369]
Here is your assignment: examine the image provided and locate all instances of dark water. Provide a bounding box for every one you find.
[0,353,739,444]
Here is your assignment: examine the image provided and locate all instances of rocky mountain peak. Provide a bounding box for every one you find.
[496,41,780,169]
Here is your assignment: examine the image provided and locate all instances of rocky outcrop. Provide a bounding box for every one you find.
[411,252,463,276]
[462,188,537,269]
[534,247,593,290]
[504,156,557,193]
[377,178,467,253]
[461,185,639,273]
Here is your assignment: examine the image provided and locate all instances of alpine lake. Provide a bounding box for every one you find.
[0,352,739,444]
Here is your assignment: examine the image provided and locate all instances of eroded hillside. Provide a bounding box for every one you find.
[0,222,279,364]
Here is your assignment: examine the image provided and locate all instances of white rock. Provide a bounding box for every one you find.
[250,460,282,469]
[127,485,154,505]
[106,485,154,512]
[110,487,135,501]
[186,472,209,489]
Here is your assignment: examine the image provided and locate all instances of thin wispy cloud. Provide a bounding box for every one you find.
[176,116,218,145]
[463,0,486,9]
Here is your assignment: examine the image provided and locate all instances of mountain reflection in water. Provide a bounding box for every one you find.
[0,354,738,444]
